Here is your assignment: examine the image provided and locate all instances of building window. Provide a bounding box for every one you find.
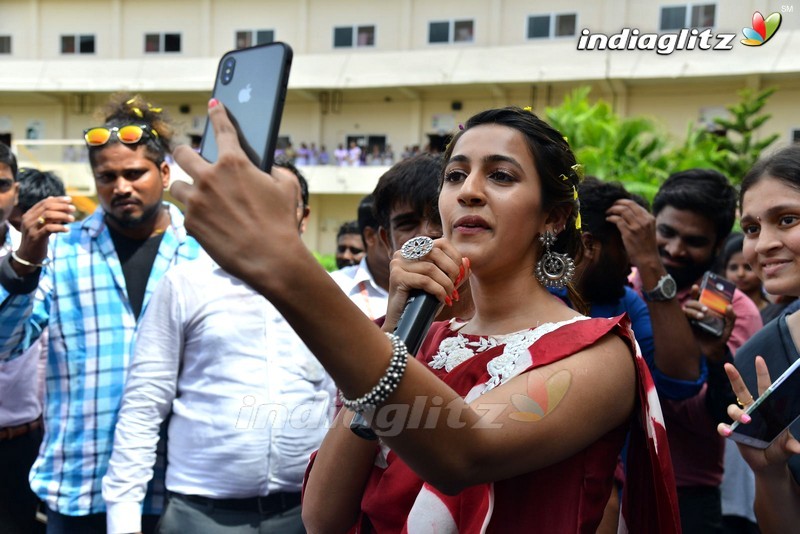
[527,13,577,39]
[428,20,474,44]
[660,4,716,30]
[0,36,10,54]
[793,129,800,144]
[236,29,274,49]
[61,34,95,54]
[144,32,181,53]
[333,25,375,48]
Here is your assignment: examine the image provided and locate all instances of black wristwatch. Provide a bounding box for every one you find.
[643,274,677,302]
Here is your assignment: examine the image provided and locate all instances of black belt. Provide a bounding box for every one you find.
[172,491,301,516]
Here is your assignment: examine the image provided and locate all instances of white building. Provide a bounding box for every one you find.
[1,0,798,253]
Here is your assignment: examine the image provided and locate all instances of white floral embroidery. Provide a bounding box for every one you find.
[429,334,499,372]
[430,317,591,395]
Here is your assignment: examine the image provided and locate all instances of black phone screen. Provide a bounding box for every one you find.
[200,42,293,171]
[730,358,800,448]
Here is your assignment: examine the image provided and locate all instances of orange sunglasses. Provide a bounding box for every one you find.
[83,124,159,147]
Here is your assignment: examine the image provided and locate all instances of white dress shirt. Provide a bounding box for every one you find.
[329,257,389,320]
[0,223,45,427]
[103,255,336,533]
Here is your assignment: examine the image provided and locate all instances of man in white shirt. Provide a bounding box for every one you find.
[103,161,335,534]
[330,195,390,320]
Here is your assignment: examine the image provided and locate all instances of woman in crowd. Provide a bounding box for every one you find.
[172,104,680,532]
[718,232,791,324]
[718,144,800,533]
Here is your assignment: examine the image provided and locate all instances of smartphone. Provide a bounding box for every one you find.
[691,271,736,337]
[729,357,800,449]
[200,42,293,171]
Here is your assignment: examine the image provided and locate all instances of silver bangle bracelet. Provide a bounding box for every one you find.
[11,251,50,269]
[340,332,408,413]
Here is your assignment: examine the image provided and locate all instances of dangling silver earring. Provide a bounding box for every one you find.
[535,230,575,289]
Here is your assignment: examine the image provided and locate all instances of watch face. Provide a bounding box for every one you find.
[662,276,677,298]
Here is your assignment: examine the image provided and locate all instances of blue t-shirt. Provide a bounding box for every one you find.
[553,286,704,400]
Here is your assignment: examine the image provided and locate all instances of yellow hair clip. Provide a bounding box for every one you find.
[573,186,582,230]
[571,163,585,181]
[132,107,143,118]
[126,98,136,105]
[522,106,533,112]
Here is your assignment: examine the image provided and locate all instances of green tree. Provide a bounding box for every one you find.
[543,86,778,200]
[705,87,779,183]
[544,87,673,200]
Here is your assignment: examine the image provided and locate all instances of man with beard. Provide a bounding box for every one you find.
[0,94,202,532]
[334,220,365,270]
[606,169,762,534]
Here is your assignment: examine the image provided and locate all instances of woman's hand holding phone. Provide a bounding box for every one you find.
[173,100,310,295]
[718,357,800,470]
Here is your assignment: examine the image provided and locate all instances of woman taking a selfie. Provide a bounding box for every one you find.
[718,145,800,533]
[172,104,680,532]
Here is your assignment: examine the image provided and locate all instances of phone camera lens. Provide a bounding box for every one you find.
[221,57,236,85]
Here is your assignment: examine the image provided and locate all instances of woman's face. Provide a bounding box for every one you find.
[439,124,551,274]
[725,251,761,295]
[741,175,800,297]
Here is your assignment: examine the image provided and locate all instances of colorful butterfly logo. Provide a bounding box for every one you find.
[741,11,782,46]
[509,369,572,422]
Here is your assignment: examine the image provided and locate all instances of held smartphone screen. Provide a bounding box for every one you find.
[692,271,736,337]
[729,357,800,449]
[200,42,293,171]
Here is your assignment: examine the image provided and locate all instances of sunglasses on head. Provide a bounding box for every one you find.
[83,124,159,147]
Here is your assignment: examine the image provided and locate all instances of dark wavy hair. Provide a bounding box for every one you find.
[15,168,66,212]
[0,142,18,179]
[373,153,443,232]
[88,93,174,167]
[740,145,800,210]
[442,106,586,312]
[652,169,736,247]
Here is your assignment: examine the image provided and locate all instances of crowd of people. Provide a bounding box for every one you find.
[0,92,798,534]
[275,140,443,168]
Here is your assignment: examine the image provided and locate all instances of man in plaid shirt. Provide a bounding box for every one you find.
[0,94,201,533]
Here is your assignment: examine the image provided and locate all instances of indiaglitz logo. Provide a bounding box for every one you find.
[508,369,572,422]
[741,11,782,46]
[577,10,785,54]
[577,27,736,54]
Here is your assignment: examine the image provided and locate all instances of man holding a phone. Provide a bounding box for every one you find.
[606,169,762,533]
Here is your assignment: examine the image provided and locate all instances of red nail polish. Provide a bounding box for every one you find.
[445,296,452,306]
[208,98,219,109]
[452,289,460,302]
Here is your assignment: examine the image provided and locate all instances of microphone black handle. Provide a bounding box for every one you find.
[392,289,441,355]
[350,289,440,439]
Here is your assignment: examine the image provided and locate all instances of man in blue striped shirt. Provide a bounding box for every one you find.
[0,94,202,533]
